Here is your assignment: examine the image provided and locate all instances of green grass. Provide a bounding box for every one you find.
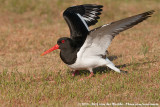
[141,42,149,56]
[0,0,160,106]
[0,69,159,106]
[0,70,159,106]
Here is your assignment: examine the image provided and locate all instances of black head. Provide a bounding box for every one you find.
[57,37,74,50]
[41,37,79,65]
[41,37,76,56]
[57,37,79,65]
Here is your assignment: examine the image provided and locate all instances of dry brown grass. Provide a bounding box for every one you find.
[0,0,160,106]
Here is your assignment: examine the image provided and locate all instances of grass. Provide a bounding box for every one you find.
[0,0,160,106]
[141,42,149,56]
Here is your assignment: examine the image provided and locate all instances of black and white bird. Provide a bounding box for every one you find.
[41,4,154,78]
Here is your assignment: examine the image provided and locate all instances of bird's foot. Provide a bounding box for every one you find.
[72,70,80,77]
[79,72,94,81]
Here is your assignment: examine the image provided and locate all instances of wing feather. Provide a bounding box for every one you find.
[79,10,154,58]
[63,4,103,46]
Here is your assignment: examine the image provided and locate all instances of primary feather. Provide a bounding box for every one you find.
[79,10,155,58]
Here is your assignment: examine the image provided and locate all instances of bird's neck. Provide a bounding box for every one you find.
[60,47,79,65]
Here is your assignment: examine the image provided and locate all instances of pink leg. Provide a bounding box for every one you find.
[72,70,79,77]
[87,72,94,78]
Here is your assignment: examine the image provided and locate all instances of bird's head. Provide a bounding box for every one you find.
[41,37,72,56]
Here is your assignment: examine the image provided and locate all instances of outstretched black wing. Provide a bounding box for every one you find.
[63,4,103,45]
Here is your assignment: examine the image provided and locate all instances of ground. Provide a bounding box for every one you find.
[0,0,159,106]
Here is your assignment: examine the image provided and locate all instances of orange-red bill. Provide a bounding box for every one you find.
[41,44,59,56]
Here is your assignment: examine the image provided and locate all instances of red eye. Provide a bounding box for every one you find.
[61,40,65,43]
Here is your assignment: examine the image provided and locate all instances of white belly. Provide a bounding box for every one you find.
[68,55,106,70]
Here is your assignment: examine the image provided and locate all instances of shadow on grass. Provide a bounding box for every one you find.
[76,66,112,76]
[116,60,157,68]
[108,55,119,61]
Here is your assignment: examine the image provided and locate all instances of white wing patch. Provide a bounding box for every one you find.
[102,23,110,27]
[90,11,98,14]
[77,13,89,31]
[83,17,93,22]
[82,13,98,22]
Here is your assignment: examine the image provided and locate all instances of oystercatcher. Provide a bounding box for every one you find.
[41,4,154,78]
